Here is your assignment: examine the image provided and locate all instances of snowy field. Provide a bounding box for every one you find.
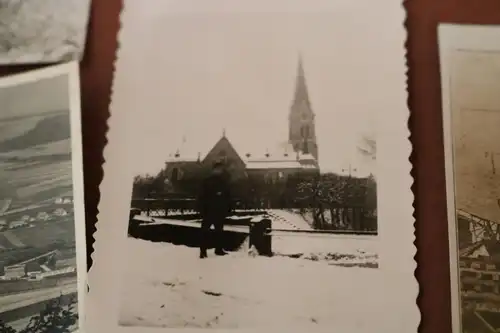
[118,236,381,330]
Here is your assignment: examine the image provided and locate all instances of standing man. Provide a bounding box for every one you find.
[197,160,233,258]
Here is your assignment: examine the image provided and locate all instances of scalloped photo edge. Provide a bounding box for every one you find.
[88,1,417,332]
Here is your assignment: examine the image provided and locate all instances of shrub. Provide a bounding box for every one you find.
[0,295,78,333]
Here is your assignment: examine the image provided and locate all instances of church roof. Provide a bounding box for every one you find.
[165,135,317,170]
[246,161,303,170]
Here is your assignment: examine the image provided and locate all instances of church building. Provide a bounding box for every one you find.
[163,57,320,188]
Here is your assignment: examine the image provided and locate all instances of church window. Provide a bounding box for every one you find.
[265,172,275,184]
[171,168,179,181]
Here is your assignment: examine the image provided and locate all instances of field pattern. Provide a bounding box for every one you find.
[0,112,73,208]
[0,111,76,257]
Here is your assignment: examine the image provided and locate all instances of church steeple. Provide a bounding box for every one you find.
[292,54,311,107]
[288,54,318,161]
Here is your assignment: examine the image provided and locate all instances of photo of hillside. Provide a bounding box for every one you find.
[0,73,79,332]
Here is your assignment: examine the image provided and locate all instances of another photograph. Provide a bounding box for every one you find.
[440,24,500,333]
[0,63,87,333]
[0,0,91,64]
[88,1,417,332]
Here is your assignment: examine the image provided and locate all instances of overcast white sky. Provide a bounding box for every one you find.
[117,1,400,177]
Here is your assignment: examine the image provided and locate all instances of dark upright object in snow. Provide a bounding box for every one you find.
[197,161,233,258]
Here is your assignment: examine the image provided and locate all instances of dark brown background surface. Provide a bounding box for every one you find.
[1,0,500,332]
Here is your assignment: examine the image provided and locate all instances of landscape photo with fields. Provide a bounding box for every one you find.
[0,72,81,333]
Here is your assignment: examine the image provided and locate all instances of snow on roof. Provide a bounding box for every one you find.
[245,161,304,170]
[298,153,315,161]
[244,151,297,162]
[165,135,308,165]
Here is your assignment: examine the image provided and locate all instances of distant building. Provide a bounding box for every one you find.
[37,212,50,221]
[53,208,68,217]
[21,215,30,222]
[9,220,27,229]
[46,254,57,270]
[55,196,73,204]
[24,262,42,276]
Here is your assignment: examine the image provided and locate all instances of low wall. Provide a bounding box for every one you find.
[129,221,250,252]
[128,213,273,255]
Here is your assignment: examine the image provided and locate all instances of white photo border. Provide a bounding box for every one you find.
[0,62,87,331]
[89,1,417,332]
[439,23,500,333]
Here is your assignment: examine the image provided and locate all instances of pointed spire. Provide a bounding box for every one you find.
[292,52,310,107]
[222,128,226,138]
[297,52,305,78]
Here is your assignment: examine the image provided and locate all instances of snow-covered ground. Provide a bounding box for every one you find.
[117,236,381,330]
[272,233,378,268]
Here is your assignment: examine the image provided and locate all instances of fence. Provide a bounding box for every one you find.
[129,208,377,257]
[130,198,377,233]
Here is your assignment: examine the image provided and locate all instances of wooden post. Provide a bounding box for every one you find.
[128,208,141,237]
[249,218,273,257]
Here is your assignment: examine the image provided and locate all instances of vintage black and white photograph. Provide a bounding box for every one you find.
[0,0,91,64]
[0,63,86,332]
[88,1,416,332]
[440,24,500,333]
